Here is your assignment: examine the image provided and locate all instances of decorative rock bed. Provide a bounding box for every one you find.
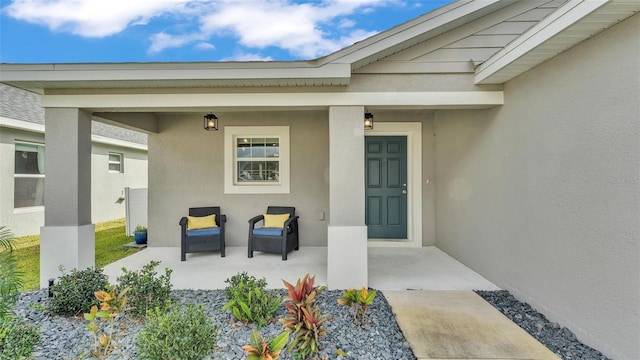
[13,289,610,360]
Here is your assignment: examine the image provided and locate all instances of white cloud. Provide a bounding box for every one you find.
[3,0,192,37]
[220,52,274,62]
[195,42,215,51]
[339,19,356,29]
[3,0,396,59]
[148,32,204,54]
[200,0,386,58]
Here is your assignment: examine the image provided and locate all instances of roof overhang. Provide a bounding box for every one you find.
[475,0,640,84]
[0,0,517,94]
[0,62,351,94]
[41,91,504,112]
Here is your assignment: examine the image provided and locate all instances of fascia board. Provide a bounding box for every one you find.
[0,116,45,133]
[475,0,610,84]
[0,62,350,83]
[91,135,147,151]
[42,91,503,109]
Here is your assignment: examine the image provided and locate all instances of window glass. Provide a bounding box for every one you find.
[235,137,280,183]
[14,141,45,208]
[224,126,290,194]
[108,152,123,173]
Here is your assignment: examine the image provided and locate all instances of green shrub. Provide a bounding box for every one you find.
[222,272,280,328]
[337,287,377,325]
[243,329,289,360]
[116,260,172,316]
[0,315,40,359]
[49,267,109,316]
[0,226,22,319]
[136,304,217,360]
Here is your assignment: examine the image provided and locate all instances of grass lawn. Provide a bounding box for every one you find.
[13,218,143,291]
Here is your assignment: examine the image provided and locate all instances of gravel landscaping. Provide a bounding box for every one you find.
[475,290,611,360]
[14,289,415,360]
[12,289,611,360]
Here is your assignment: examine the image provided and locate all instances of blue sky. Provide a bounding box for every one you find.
[0,0,453,63]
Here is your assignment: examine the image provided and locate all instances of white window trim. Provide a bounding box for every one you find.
[224,126,290,194]
[108,152,124,173]
[14,141,45,210]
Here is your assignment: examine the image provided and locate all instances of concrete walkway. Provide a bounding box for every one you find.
[385,291,560,360]
[103,246,559,359]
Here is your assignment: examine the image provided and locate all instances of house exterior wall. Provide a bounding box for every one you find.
[0,127,46,236]
[148,107,439,249]
[91,142,148,223]
[434,14,640,360]
[147,110,331,247]
[0,126,148,236]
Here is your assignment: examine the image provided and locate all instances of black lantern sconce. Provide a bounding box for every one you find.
[204,113,219,131]
[364,112,374,130]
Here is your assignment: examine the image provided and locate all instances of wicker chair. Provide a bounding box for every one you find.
[248,206,299,260]
[179,206,226,261]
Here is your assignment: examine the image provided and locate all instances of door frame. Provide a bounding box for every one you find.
[366,122,422,248]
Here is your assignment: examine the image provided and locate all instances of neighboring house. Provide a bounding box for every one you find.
[1,1,638,359]
[0,84,148,236]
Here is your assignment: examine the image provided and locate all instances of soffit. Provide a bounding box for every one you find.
[476,0,640,84]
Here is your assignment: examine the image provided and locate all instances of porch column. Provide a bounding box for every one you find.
[40,108,94,288]
[327,106,368,289]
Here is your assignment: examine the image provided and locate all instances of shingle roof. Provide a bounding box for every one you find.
[1,83,147,146]
[0,83,44,123]
[92,121,147,145]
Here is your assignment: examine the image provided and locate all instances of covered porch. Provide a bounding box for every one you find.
[102,246,499,291]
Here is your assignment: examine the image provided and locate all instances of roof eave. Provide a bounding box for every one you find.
[0,62,352,92]
[318,0,515,70]
[475,0,640,85]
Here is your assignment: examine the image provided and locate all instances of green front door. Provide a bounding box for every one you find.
[365,136,407,239]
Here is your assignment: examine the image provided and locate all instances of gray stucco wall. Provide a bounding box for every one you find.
[148,111,330,248]
[434,14,640,360]
[0,128,46,235]
[0,127,148,236]
[91,143,148,223]
[148,109,438,249]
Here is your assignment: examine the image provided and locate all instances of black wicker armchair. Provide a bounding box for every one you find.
[179,206,226,261]
[248,206,299,260]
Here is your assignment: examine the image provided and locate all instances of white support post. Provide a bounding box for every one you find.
[327,106,368,289]
[40,108,95,288]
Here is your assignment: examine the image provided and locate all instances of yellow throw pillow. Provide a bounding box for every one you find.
[263,213,290,228]
[187,214,217,230]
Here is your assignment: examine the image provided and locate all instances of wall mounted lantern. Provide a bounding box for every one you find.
[204,113,219,131]
[364,112,374,130]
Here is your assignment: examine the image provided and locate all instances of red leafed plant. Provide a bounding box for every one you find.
[279,274,327,359]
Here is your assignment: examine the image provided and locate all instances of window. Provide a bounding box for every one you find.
[14,141,45,208]
[237,137,280,182]
[225,126,290,194]
[108,152,123,173]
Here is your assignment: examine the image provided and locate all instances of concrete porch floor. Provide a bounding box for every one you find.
[103,246,559,360]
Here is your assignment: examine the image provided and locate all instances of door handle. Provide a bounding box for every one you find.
[402,189,407,194]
